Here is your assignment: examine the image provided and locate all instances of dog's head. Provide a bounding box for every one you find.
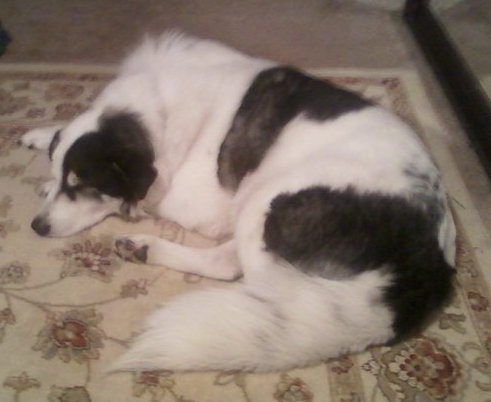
[31,111,157,237]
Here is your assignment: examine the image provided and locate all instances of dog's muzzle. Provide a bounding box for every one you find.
[31,215,51,236]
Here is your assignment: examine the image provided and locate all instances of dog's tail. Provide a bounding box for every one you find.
[111,268,394,372]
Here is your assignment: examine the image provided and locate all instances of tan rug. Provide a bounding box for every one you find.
[1,64,490,402]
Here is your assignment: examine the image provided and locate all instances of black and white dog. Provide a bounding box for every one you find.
[21,32,456,372]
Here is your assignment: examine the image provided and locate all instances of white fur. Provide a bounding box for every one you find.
[22,32,456,372]
[113,268,393,372]
[20,125,64,150]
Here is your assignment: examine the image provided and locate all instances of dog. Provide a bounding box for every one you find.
[21,32,456,372]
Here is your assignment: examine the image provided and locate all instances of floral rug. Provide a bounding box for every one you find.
[1,64,491,402]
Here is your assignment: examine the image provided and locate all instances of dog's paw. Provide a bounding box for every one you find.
[19,126,60,150]
[114,236,150,264]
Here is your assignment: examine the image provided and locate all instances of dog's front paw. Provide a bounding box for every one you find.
[114,236,150,264]
[19,126,61,150]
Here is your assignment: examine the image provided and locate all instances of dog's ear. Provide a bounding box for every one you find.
[99,112,157,202]
[63,112,157,202]
[106,155,157,202]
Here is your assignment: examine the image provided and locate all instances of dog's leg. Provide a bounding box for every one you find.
[114,236,242,281]
[20,125,64,150]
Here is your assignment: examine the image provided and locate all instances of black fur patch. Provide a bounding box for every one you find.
[48,129,62,160]
[62,112,157,203]
[263,186,455,340]
[217,67,371,190]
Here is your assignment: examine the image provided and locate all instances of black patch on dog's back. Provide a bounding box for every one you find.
[62,112,157,202]
[217,67,371,190]
[263,186,455,341]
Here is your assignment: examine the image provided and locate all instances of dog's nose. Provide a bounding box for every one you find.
[31,216,51,236]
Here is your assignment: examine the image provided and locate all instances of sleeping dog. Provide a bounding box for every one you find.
[21,32,456,372]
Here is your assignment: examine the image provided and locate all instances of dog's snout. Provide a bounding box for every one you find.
[31,216,51,236]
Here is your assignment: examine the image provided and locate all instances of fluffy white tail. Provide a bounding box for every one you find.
[112,270,394,372]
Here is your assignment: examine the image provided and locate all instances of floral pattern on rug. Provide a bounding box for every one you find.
[1,65,490,401]
[51,236,122,282]
[363,336,464,401]
[33,308,106,364]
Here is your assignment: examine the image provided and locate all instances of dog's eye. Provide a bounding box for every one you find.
[62,182,102,202]
[63,185,78,201]
[78,186,103,201]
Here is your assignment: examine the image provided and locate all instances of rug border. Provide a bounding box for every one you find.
[396,70,491,286]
